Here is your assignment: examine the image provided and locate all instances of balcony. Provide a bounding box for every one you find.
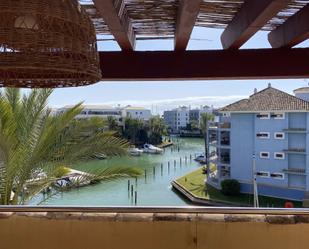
[209,132,217,144]
[220,131,230,146]
[220,154,230,165]
[209,155,218,163]
[283,168,306,175]
[1,207,309,249]
[220,165,231,178]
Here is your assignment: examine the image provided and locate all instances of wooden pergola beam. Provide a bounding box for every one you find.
[174,0,201,51]
[221,0,289,49]
[98,48,309,80]
[268,4,309,48]
[93,0,135,51]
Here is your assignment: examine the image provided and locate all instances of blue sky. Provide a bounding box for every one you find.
[48,27,309,114]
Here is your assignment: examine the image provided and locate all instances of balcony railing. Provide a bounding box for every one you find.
[283,148,306,154]
[283,168,306,175]
[209,122,231,129]
[283,128,307,133]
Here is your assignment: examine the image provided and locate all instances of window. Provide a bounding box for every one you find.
[256,171,270,178]
[274,132,285,139]
[257,113,270,119]
[271,113,285,119]
[256,132,270,139]
[274,152,285,160]
[270,173,284,180]
[260,152,270,159]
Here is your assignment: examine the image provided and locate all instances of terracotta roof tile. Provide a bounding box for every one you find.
[220,87,309,112]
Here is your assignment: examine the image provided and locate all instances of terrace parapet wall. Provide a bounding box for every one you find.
[1,209,309,249]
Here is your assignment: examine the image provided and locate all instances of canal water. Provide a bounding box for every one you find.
[33,138,204,206]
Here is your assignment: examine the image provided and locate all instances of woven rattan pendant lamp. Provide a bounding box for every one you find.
[0,0,101,88]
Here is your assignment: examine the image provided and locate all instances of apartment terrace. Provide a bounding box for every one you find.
[1,0,309,248]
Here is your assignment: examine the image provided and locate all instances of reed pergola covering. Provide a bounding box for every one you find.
[84,0,308,40]
[0,0,101,88]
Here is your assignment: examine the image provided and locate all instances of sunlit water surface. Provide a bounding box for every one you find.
[31,138,205,206]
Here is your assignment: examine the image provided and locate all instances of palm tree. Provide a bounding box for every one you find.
[149,116,166,135]
[106,116,119,131]
[200,113,215,170]
[0,88,140,205]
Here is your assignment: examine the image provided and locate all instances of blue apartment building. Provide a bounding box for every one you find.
[208,85,309,202]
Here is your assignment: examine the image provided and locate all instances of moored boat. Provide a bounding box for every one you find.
[143,144,164,154]
[194,154,206,164]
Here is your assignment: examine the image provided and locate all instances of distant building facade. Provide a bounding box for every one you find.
[57,104,152,124]
[58,105,123,122]
[163,107,190,133]
[189,106,213,125]
[208,86,309,203]
[164,106,213,133]
[122,106,152,121]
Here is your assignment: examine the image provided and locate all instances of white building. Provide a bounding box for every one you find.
[122,106,152,121]
[57,105,123,124]
[57,104,152,123]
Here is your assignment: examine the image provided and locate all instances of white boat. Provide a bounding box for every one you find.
[194,154,206,163]
[143,144,163,154]
[128,148,143,156]
[55,178,71,188]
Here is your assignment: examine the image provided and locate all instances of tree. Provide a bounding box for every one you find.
[200,113,215,171]
[123,117,144,145]
[148,116,167,145]
[106,116,119,131]
[186,120,199,131]
[0,88,141,205]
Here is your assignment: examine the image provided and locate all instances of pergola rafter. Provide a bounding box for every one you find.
[93,0,135,51]
[174,0,202,51]
[78,0,309,81]
[85,1,308,51]
[268,4,309,48]
[220,0,290,50]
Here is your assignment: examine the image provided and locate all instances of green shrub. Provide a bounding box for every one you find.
[52,166,71,178]
[221,179,240,196]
